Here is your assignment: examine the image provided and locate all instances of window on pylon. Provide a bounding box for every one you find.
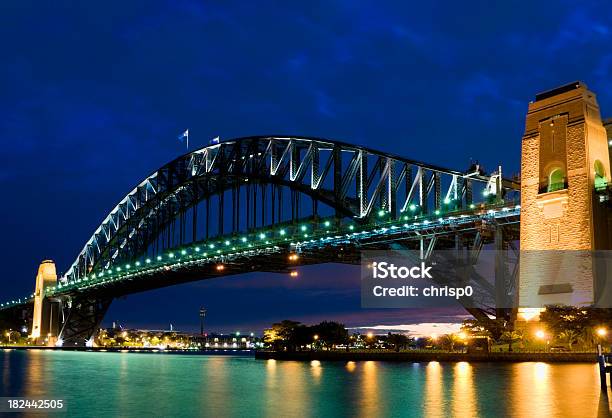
[547,168,565,193]
[594,160,607,190]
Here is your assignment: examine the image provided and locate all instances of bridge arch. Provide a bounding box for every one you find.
[62,136,512,285]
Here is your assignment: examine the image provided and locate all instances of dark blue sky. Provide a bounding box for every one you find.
[1,1,610,333]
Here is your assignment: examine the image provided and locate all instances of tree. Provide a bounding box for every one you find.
[461,318,507,341]
[558,330,578,350]
[578,326,597,350]
[442,334,460,351]
[539,305,589,335]
[501,331,522,352]
[312,321,348,349]
[264,320,303,351]
[387,333,410,352]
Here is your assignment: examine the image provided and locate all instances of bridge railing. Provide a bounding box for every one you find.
[17,199,518,300]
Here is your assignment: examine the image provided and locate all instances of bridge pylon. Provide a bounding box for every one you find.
[517,82,612,325]
[31,260,60,345]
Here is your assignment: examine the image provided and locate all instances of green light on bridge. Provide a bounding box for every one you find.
[146,258,151,263]
[324,221,331,227]
[348,225,354,230]
[259,233,266,239]
[224,241,230,246]
[279,229,286,236]
[241,237,248,242]
[169,253,175,258]
[157,256,162,261]
[377,210,386,217]
[300,225,307,232]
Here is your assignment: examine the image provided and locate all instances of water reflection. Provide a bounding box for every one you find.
[311,360,322,379]
[510,362,602,417]
[359,361,379,418]
[0,351,608,418]
[23,350,44,398]
[452,362,477,418]
[423,361,444,417]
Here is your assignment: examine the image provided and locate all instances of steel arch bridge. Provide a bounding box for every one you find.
[0,136,520,346]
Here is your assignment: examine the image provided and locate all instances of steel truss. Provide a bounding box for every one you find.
[63,136,518,285]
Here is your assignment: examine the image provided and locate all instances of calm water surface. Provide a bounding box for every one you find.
[1,350,610,418]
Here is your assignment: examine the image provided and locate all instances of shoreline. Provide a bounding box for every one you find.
[255,350,599,363]
[1,347,601,363]
[0,346,254,355]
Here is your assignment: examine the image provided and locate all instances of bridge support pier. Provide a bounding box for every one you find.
[58,297,112,347]
[31,260,60,345]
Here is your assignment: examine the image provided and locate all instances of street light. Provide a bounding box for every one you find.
[597,327,607,337]
[535,330,545,339]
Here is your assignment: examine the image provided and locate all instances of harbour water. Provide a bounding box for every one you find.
[1,350,609,417]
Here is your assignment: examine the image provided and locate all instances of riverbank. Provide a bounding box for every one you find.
[0,346,253,355]
[255,350,598,363]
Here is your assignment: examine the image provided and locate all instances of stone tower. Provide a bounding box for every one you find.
[518,82,611,320]
[31,260,58,343]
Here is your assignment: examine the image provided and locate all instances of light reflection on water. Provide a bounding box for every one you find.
[0,350,609,418]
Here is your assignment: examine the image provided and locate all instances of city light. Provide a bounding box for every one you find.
[289,271,298,277]
[597,327,607,337]
[535,330,545,339]
[216,264,225,271]
[367,332,373,339]
[313,334,319,340]
[288,253,298,261]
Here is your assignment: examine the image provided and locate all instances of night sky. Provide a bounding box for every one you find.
[1,1,610,334]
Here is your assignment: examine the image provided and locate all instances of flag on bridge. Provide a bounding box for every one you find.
[210,136,220,145]
[178,129,189,149]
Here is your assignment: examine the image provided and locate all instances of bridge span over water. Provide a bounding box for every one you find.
[0,135,521,345]
[1,82,611,346]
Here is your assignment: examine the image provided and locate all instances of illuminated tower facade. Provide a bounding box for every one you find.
[518,82,611,320]
[31,260,58,342]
